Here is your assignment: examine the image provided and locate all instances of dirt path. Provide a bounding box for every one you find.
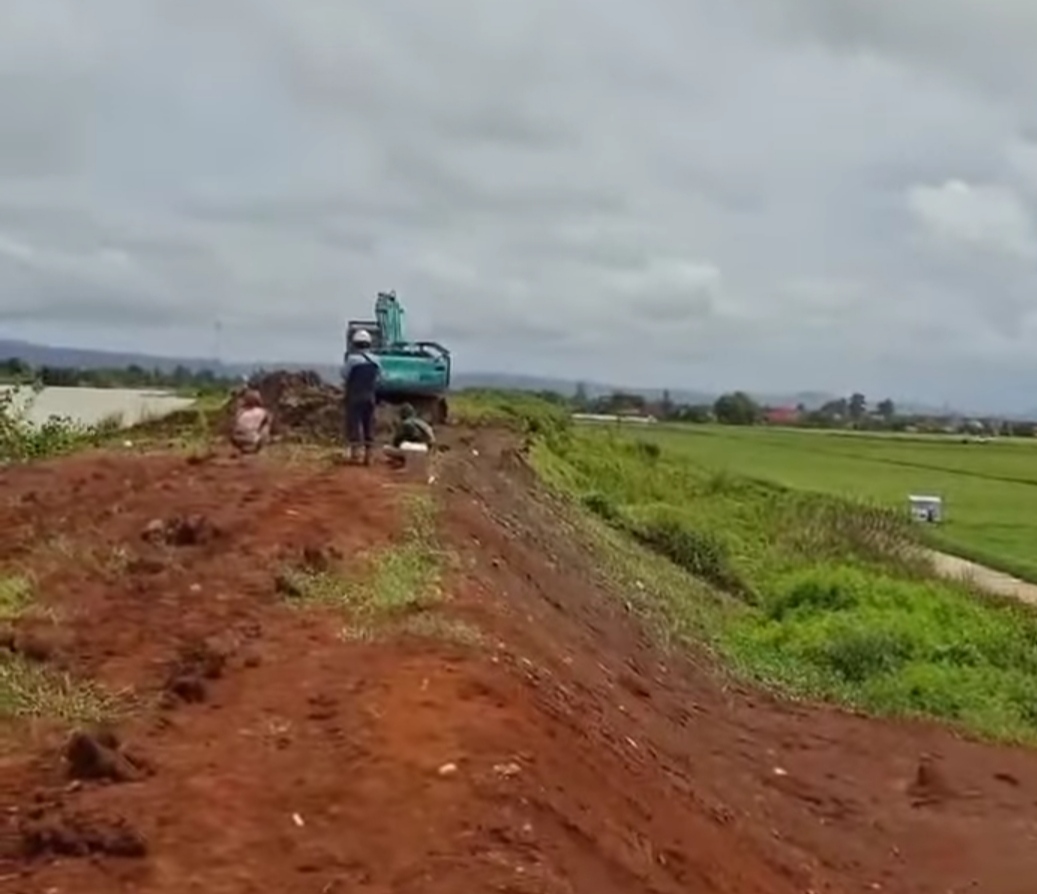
[0,436,1036,892]
[928,549,1037,605]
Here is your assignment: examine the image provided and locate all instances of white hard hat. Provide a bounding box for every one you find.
[352,329,372,346]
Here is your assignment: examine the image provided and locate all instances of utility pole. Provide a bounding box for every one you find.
[212,318,223,370]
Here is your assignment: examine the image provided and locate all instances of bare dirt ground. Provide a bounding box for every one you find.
[1,431,1037,893]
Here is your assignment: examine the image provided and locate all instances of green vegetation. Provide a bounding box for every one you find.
[0,384,117,462]
[278,492,461,641]
[0,575,34,621]
[396,614,485,646]
[0,574,116,722]
[0,658,116,723]
[452,388,571,437]
[637,424,1037,581]
[0,355,238,393]
[469,393,1037,742]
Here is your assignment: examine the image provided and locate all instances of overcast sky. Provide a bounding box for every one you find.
[2,1,1037,408]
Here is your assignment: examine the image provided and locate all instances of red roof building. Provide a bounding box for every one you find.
[765,406,800,425]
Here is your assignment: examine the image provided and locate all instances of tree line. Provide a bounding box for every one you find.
[568,385,899,426]
[0,357,238,392]
[568,384,1031,436]
[4,356,1029,437]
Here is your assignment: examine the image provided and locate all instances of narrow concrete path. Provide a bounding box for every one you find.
[927,550,1037,606]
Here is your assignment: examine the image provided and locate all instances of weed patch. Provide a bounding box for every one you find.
[0,656,117,722]
[452,389,571,443]
[628,516,749,600]
[398,614,484,646]
[726,562,1037,739]
[0,575,34,621]
[280,493,446,625]
[0,384,106,462]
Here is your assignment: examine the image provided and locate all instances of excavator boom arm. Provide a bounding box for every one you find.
[375,290,405,346]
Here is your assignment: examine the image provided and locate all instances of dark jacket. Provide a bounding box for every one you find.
[341,352,381,405]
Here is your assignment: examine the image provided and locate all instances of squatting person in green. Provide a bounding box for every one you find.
[384,403,435,467]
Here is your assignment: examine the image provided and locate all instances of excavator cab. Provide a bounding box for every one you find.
[345,320,383,351]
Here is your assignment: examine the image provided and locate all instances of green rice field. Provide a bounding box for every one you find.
[637,424,1037,581]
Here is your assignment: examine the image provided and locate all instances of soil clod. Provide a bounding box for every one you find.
[126,556,166,575]
[162,638,228,704]
[274,571,305,599]
[908,755,955,806]
[0,625,65,663]
[64,730,152,783]
[20,806,148,859]
[142,514,221,547]
[301,543,341,572]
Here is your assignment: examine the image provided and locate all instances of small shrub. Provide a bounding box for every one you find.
[0,385,100,462]
[703,470,737,495]
[781,495,914,564]
[630,440,661,461]
[810,624,914,684]
[764,565,867,620]
[633,517,748,598]
[581,491,620,522]
[451,390,571,440]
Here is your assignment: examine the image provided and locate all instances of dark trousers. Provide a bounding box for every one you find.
[345,400,376,447]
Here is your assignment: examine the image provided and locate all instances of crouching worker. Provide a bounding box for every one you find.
[342,329,381,465]
[231,389,272,454]
[384,403,435,468]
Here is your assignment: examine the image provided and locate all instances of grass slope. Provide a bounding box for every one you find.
[447,391,1037,744]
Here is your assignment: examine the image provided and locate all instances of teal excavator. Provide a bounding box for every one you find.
[345,290,452,424]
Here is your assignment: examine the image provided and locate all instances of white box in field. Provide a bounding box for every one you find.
[908,494,942,523]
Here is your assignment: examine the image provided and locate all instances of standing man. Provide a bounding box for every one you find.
[341,329,381,464]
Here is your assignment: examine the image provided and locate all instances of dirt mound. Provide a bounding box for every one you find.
[225,369,423,443]
[19,804,147,859]
[225,369,344,442]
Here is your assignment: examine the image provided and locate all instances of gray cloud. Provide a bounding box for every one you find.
[1,0,1036,409]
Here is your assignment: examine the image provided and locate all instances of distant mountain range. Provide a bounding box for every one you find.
[0,338,966,416]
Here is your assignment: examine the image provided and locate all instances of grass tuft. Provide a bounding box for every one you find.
[398,614,485,646]
[0,656,119,723]
[0,572,120,724]
[281,492,445,623]
[451,389,571,442]
[0,575,34,620]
